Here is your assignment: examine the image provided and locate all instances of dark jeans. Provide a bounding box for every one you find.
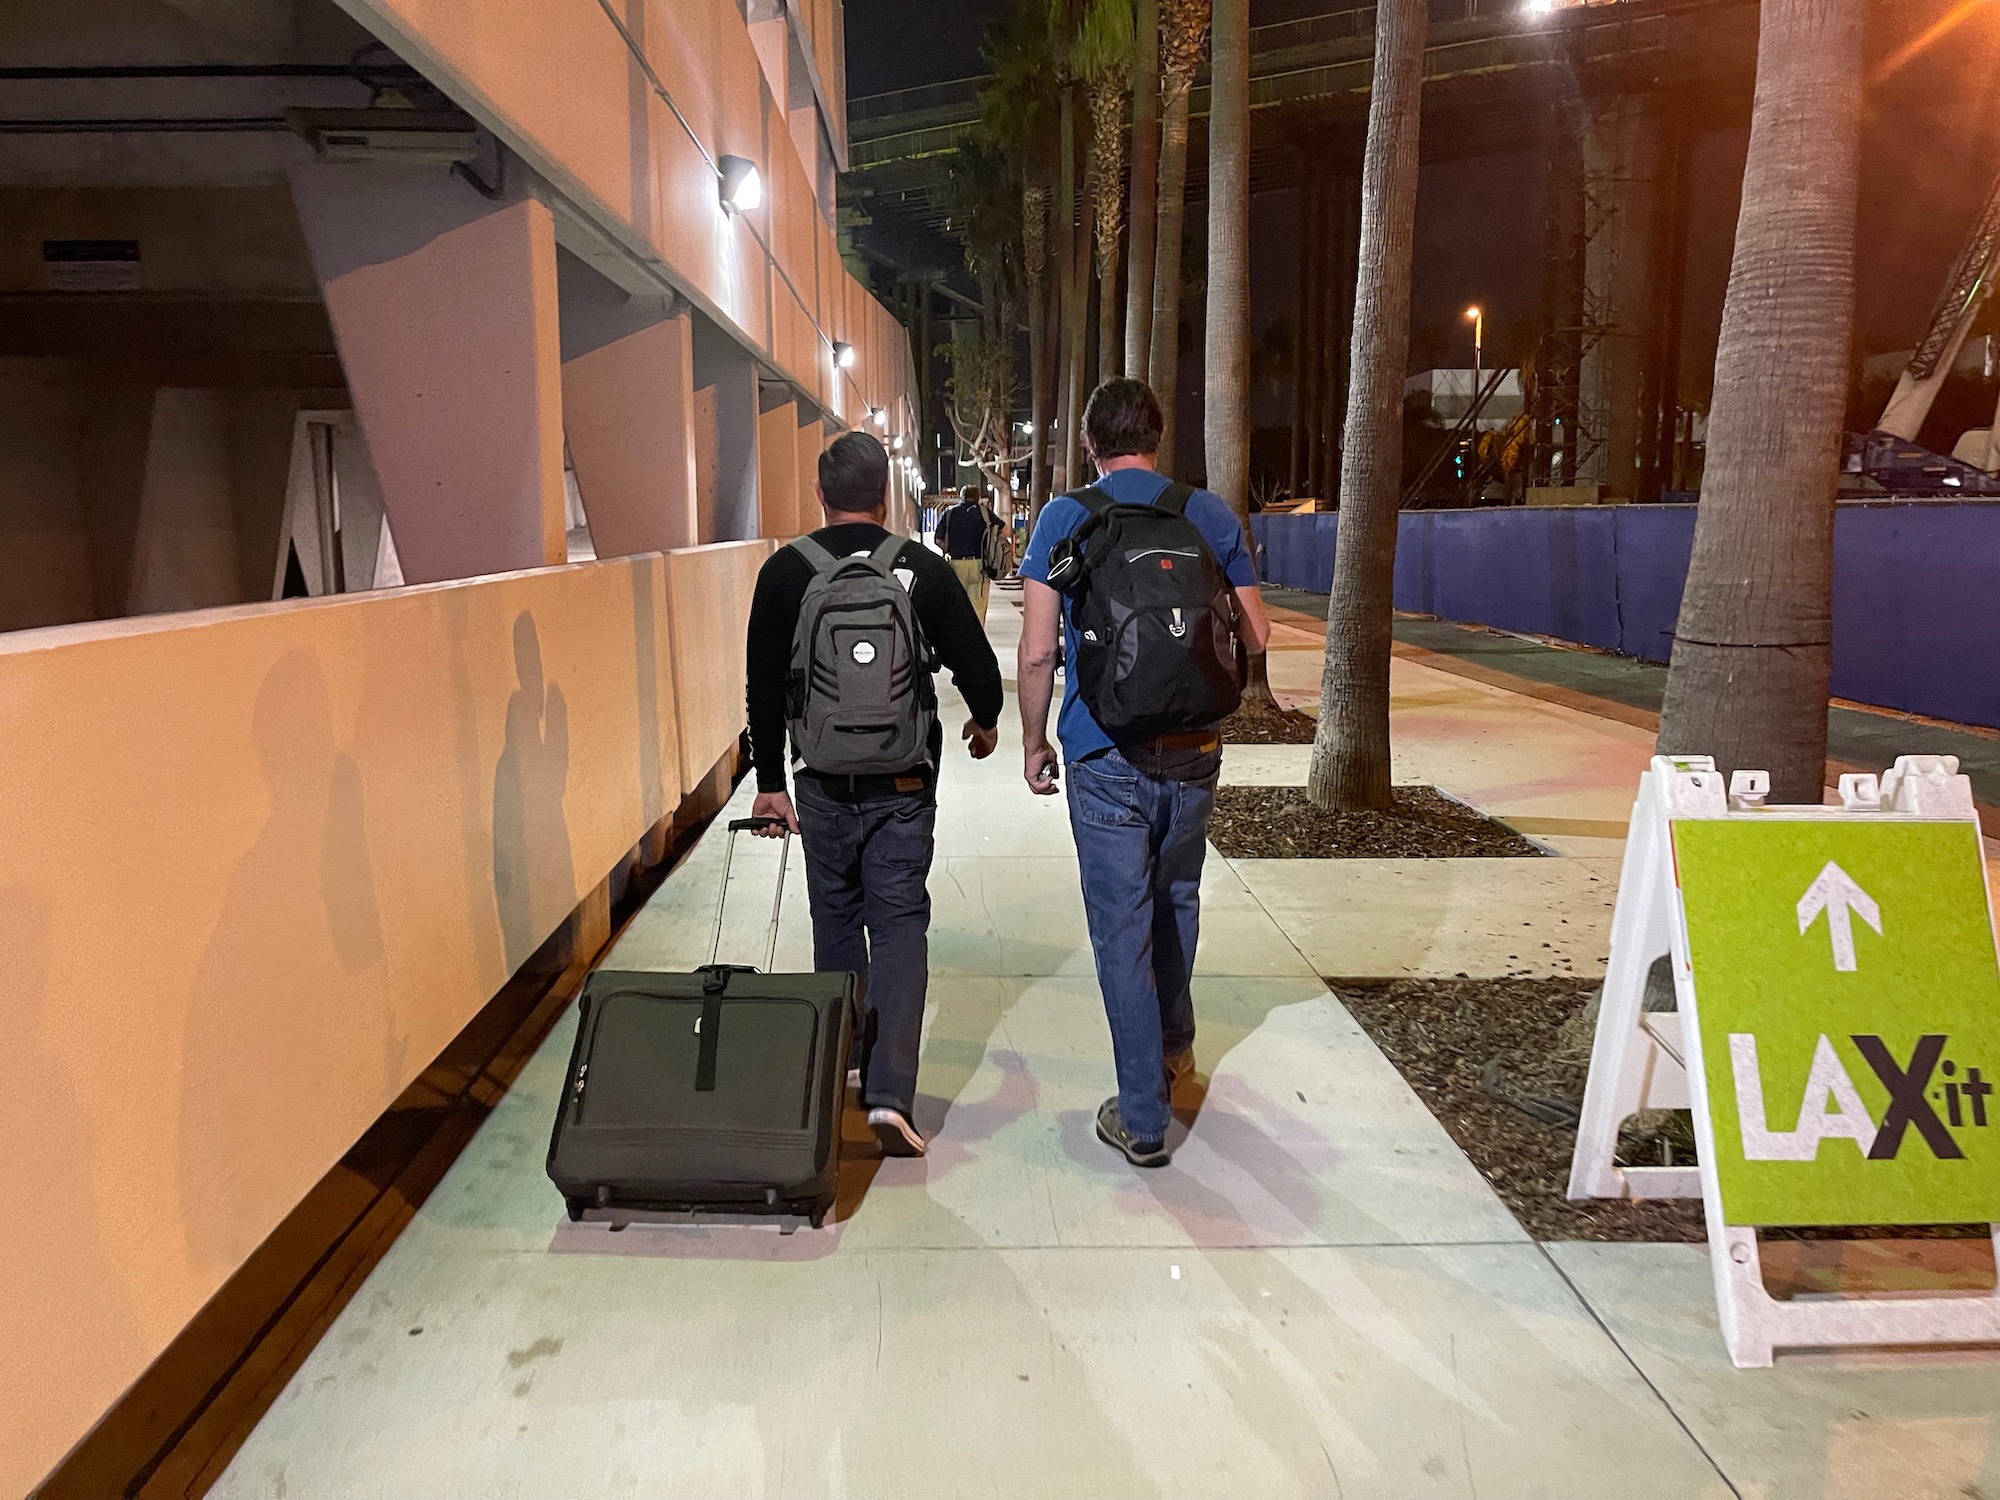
[1065,745,1218,1142]
[793,775,937,1117]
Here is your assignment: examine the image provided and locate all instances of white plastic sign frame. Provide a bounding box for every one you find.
[1568,753,2000,1367]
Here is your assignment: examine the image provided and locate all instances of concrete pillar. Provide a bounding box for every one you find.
[288,162,566,583]
[1538,85,1588,490]
[78,384,155,618]
[757,389,801,538]
[1579,99,1663,499]
[691,319,760,543]
[226,389,303,602]
[0,358,93,632]
[124,389,244,616]
[557,252,700,556]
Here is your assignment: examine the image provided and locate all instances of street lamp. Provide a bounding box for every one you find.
[1464,305,1484,412]
[1464,305,1484,501]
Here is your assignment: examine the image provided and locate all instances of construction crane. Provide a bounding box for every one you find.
[1874,165,2000,465]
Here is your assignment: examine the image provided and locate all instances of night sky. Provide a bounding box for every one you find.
[844,0,2000,394]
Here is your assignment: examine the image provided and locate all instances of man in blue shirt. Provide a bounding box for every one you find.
[1017,379,1270,1167]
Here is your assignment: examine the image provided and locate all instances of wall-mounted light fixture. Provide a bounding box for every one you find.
[832,341,856,369]
[871,407,888,430]
[891,434,905,451]
[718,154,762,214]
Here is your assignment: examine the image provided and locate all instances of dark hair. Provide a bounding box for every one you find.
[819,430,889,513]
[1083,378,1163,460]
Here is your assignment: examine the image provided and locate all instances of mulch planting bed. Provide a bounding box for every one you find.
[1219,697,1318,744]
[1207,785,1545,860]
[1336,976,1989,1245]
[1336,976,1704,1242]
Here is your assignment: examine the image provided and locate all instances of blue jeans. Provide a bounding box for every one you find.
[792,776,936,1117]
[1065,747,1217,1142]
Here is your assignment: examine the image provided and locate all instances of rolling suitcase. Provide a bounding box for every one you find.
[546,815,856,1227]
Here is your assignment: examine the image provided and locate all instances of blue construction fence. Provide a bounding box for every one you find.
[1250,502,2000,729]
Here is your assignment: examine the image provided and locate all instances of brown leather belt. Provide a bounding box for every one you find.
[1129,730,1221,753]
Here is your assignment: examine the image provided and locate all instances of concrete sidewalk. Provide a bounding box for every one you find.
[214,590,2000,1499]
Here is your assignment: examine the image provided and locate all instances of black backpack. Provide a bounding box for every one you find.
[1047,482,1245,737]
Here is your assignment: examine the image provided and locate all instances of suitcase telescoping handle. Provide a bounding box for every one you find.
[710,815,791,970]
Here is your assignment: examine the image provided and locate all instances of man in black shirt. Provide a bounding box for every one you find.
[932,486,1003,621]
[746,431,1003,1157]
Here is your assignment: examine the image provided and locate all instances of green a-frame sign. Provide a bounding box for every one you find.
[1570,755,2000,1367]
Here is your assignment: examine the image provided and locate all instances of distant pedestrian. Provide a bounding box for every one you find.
[1015,379,1270,1167]
[746,431,1004,1157]
[933,486,1007,623]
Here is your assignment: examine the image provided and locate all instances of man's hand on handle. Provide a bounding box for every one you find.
[963,717,999,760]
[749,790,798,836]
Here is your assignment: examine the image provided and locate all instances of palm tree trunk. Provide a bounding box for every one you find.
[1203,0,1248,518]
[1654,0,1861,803]
[1092,75,1127,384]
[1041,260,1062,507]
[1098,247,1121,391]
[1066,110,1094,489]
[1205,0,1268,701]
[1307,0,1427,813]
[1147,77,1191,474]
[1055,84,1079,494]
[1124,0,1161,381]
[1025,184,1052,521]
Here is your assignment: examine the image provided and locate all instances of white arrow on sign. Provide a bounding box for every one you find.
[1796,861,1882,972]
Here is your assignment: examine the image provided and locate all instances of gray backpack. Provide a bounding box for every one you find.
[786,535,936,776]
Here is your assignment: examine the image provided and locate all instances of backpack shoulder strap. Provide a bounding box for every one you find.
[1151,481,1196,517]
[1071,486,1114,516]
[790,535,841,576]
[868,534,907,573]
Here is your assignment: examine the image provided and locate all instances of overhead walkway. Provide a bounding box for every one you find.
[212,597,2000,1498]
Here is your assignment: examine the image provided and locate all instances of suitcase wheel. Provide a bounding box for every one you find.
[565,1197,586,1223]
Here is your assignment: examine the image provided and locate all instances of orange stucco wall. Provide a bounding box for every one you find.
[331,0,912,431]
[667,539,768,795]
[0,543,763,1495]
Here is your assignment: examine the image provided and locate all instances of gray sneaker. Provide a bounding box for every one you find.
[1095,1097,1170,1168]
[867,1106,927,1158]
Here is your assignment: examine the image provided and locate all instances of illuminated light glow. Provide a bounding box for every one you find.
[892,434,906,451]
[1877,0,1993,81]
[1465,305,1481,320]
[1524,0,1555,14]
[718,154,762,214]
[871,406,888,430]
[832,340,856,369]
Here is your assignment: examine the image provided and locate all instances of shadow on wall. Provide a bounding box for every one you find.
[179,649,398,1273]
[0,885,148,1464]
[632,569,664,834]
[492,611,575,972]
